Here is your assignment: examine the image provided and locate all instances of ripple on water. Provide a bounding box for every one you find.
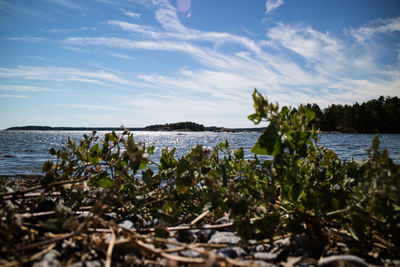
[0,131,399,175]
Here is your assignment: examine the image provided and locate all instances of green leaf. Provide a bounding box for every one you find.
[42,161,54,172]
[89,143,101,165]
[88,173,113,188]
[281,106,290,116]
[304,108,315,121]
[142,168,154,187]
[97,177,113,188]
[291,182,303,202]
[372,135,380,152]
[49,147,57,156]
[162,202,175,215]
[102,140,109,155]
[248,113,262,124]
[177,158,190,177]
[254,212,280,238]
[147,144,155,155]
[154,227,170,239]
[234,147,244,160]
[251,123,280,156]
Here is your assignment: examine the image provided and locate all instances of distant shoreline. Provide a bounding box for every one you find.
[5,126,400,134]
[3,125,266,133]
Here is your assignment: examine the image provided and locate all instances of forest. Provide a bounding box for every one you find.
[144,121,206,131]
[306,96,400,133]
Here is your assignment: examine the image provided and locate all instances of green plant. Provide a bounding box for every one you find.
[1,89,399,265]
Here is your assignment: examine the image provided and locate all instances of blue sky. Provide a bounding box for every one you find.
[0,0,399,129]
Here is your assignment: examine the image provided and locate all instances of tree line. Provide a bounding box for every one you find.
[144,121,205,131]
[306,96,400,133]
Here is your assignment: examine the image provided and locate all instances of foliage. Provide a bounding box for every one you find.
[144,121,205,131]
[1,89,399,265]
[306,96,400,133]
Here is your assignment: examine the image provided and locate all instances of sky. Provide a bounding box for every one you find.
[0,0,399,129]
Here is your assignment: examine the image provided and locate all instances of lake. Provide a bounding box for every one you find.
[0,130,399,175]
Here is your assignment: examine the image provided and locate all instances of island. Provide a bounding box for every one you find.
[4,122,265,132]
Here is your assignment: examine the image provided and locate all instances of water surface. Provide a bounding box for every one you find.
[0,131,399,175]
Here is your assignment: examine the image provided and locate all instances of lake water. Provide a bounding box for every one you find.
[0,130,399,175]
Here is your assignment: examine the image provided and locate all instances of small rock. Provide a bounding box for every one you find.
[208,231,241,245]
[118,219,134,230]
[146,218,160,228]
[242,261,277,267]
[215,247,247,259]
[318,255,368,267]
[124,214,146,228]
[197,229,215,243]
[69,260,105,267]
[273,236,291,248]
[254,252,278,261]
[75,211,92,222]
[292,234,309,248]
[180,249,201,258]
[165,238,180,251]
[177,230,196,243]
[32,250,61,267]
[215,215,231,224]
[255,244,271,252]
[103,212,118,220]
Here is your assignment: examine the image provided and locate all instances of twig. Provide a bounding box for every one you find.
[2,192,61,200]
[15,211,56,219]
[326,207,351,216]
[160,252,205,264]
[137,222,234,234]
[106,227,116,267]
[15,207,94,219]
[0,172,100,198]
[16,231,77,251]
[190,210,210,225]
[1,242,57,266]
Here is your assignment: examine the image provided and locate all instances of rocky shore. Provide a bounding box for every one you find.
[30,212,373,267]
[1,175,398,267]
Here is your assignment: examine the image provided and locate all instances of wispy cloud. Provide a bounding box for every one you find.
[0,94,30,98]
[64,0,400,109]
[46,0,82,10]
[124,10,141,19]
[265,0,284,14]
[267,23,342,61]
[54,103,125,111]
[349,17,400,42]
[0,85,52,92]
[0,66,139,86]
[108,20,160,37]
[50,27,96,33]
[7,37,47,43]
[5,0,398,126]
[108,52,134,60]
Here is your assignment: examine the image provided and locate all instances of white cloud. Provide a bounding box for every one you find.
[267,23,342,62]
[153,0,187,32]
[108,20,160,37]
[124,11,141,19]
[265,0,284,14]
[0,85,52,92]
[0,66,138,86]
[349,17,400,42]
[108,52,134,60]
[8,37,47,43]
[54,103,125,111]
[46,0,82,10]
[0,94,30,98]
[19,0,399,124]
